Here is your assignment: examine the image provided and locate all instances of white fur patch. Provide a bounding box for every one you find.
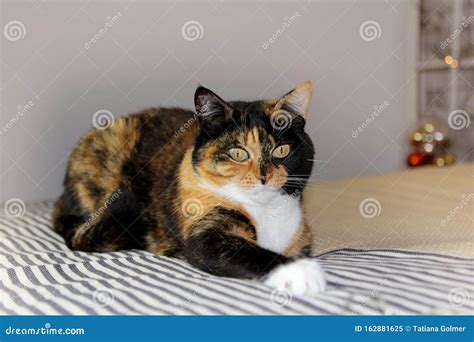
[264,258,326,295]
[200,183,302,254]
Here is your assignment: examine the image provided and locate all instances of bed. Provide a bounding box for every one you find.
[1,164,473,315]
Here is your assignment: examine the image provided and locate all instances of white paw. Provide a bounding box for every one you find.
[264,258,326,296]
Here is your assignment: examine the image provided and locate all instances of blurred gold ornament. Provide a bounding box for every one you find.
[424,122,434,133]
[433,154,455,167]
[444,55,454,64]
[434,156,445,167]
[408,119,454,167]
[411,131,423,143]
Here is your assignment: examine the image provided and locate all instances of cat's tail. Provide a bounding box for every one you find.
[52,187,88,248]
[53,187,147,252]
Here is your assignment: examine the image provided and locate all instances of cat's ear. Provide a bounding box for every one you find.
[274,80,313,119]
[194,86,233,123]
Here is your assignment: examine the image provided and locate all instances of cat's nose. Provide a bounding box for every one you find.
[260,174,268,184]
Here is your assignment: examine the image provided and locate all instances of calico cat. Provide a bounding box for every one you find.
[53,81,326,295]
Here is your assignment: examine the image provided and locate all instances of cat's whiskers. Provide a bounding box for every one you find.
[285,177,329,184]
[304,182,327,187]
[306,159,329,163]
[286,175,325,180]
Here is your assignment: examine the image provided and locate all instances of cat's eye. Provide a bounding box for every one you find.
[272,144,290,158]
[229,148,249,162]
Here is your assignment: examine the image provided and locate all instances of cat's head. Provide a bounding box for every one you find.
[192,81,314,198]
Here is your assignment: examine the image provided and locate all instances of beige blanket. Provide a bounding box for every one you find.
[305,163,473,257]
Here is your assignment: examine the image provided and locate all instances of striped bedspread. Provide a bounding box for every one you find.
[1,202,472,315]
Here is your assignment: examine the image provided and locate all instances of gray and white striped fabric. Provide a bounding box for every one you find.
[1,202,473,315]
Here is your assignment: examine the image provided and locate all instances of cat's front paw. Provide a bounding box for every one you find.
[264,258,326,296]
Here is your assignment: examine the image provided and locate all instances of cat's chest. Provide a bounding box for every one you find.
[202,183,303,254]
[241,197,302,254]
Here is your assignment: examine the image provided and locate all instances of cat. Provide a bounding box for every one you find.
[52,81,326,295]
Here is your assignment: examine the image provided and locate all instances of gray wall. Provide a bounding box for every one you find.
[1,0,418,202]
